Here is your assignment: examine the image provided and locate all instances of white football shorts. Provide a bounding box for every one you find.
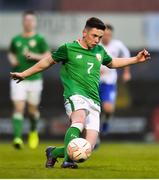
[10,79,43,105]
[64,95,101,132]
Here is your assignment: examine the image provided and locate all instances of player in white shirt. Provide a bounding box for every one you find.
[99,24,131,134]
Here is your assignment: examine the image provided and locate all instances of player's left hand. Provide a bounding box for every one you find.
[24,51,35,60]
[136,49,151,62]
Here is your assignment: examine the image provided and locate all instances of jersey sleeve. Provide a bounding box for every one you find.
[102,49,112,66]
[51,44,67,63]
[9,39,16,54]
[39,36,49,53]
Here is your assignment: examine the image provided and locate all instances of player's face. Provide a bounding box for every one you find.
[23,14,37,32]
[83,28,104,48]
[101,29,113,45]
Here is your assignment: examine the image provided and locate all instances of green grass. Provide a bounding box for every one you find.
[0,141,159,178]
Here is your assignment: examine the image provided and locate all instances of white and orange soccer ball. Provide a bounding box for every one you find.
[67,138,92,163]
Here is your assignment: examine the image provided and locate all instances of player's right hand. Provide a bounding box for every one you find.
[10,72,25,83]
[136,49,151,62]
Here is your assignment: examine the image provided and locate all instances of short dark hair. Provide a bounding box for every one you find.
[105,24,114,32]
[85,17,106,31]
[23,10,36,17]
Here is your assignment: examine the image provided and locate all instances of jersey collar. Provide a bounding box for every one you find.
[76,39,88,50]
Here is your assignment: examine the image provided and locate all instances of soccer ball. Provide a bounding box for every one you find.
[67,138,92,163]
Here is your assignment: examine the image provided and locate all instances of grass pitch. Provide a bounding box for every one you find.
[0,141,159,178]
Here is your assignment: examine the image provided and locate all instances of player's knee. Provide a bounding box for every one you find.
[13,103,25,117]
[103,103,114,114]
[28,104,39,115]
[14,105,25,114]
[70,109,87,124]
[29,110,40,119]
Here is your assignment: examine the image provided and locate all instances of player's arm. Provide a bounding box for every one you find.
[107,49,151,69]
[11,44,67,83]
[25,36,51,61]
[10,54,56,83]
[8,52,19,67]
[24,51,51,61]
[8,38,19,67]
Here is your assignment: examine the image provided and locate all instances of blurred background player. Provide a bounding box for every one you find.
[99,24,131,135]
[8,10,50,149]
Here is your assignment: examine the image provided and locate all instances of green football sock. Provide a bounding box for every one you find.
[12,113,24,139]
[64,127,80,161]
[51,147,64,158]
[29,113,39,131]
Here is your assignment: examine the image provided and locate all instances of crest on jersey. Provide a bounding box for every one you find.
[96,53,102,61]
[16,41,22,47]
[29,40,36,47]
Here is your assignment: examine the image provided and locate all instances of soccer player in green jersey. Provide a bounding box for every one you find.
[10,17,150,168]
[8,10,50,149]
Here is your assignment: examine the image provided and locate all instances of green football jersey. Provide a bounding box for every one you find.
[52,41,112,105]
[10,33,49,80]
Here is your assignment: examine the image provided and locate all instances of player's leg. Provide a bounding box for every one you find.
[27,80,42,149]
[46,109,86,168]
[46,95,88,168]
[10,80,26,149]
[85,129,99,150]
[59,99,100,164]
[12,101,26,149]
[63,109,86,158]
[46,110,85,162]
[61,109,87,168]
[101,102,115,133]
[28,104,40,132]
[27,103,40,149]
[85,100,101,150]
[99,83,117,134]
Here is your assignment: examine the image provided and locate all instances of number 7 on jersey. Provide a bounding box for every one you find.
[87,62,94,74]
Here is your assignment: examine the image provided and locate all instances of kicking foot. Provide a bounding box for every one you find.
[61,161,78,169]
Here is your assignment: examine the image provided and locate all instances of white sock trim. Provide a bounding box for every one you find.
[71,123,84,132]
[13,113,23,120]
